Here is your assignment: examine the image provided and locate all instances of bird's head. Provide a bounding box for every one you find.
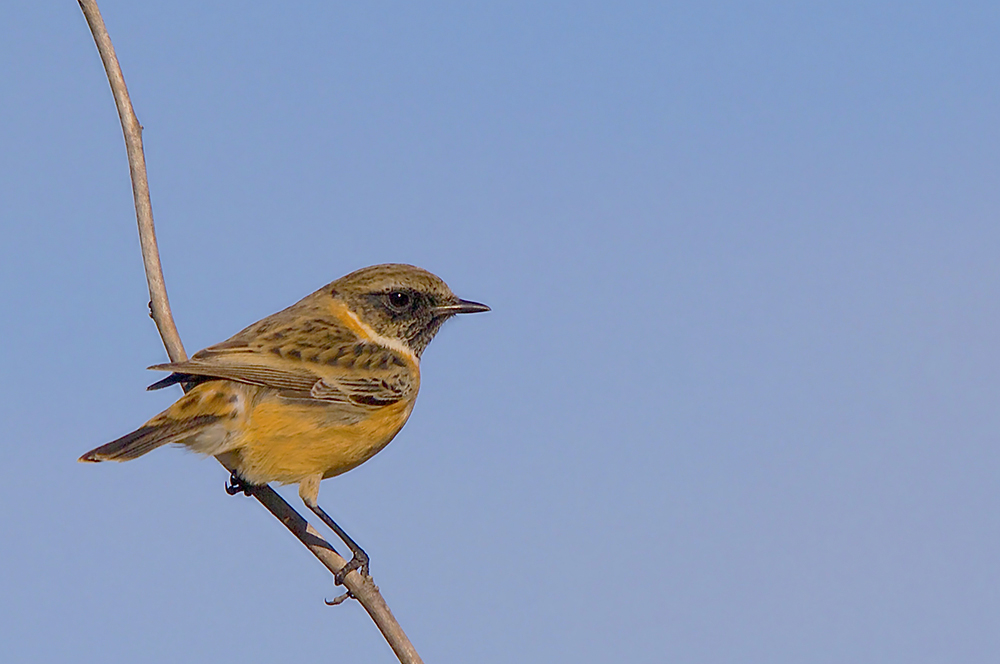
[329,264,489,356]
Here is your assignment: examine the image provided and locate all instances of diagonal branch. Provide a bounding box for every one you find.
[76,3,423,662]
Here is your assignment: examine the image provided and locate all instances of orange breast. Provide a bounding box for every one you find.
[231,397,415,486]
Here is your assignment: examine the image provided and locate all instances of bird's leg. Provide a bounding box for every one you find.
[225,471,257,496]
[298,476,370,585]
[306,501,370,585]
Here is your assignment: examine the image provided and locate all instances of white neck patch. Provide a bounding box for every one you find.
[341,306,419,366]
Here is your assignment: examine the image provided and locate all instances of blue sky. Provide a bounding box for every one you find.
[3,1,1000,662]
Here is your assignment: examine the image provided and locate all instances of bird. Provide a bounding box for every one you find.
[80,263,489,582]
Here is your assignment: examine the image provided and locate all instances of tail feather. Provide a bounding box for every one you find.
[79,415,222,463]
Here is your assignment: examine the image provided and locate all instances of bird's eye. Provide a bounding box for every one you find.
[386,290,411,311]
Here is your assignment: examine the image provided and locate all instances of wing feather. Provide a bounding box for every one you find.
[147,303,417,410]
[149,347,414,408]
[149,360,318,394]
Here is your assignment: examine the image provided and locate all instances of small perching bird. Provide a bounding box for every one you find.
[80,263,490,582]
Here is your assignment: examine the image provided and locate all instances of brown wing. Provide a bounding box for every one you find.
[149,356,414,407]
[310,372,414,406]
[148,358,318,394]
[148,313,416,411]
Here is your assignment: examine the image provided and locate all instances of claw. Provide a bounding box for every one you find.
[325,590,354,606]
[225,471,255,496]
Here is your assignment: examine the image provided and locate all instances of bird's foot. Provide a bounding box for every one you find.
[225,471,256,496]
[334,550,370,586]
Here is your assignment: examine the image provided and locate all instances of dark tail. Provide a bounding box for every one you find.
[79,415,220,463]
[79,426,173,462]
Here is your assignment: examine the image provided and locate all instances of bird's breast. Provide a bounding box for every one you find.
[231,394,416,486]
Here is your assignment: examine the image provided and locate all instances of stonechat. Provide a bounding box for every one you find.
[80,263,489,581]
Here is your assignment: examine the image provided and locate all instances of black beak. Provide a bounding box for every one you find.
[435,298,491,315]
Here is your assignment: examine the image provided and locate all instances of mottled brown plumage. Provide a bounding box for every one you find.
[80,263,489,581]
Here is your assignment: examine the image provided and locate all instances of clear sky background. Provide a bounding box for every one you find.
[2,2,999,662]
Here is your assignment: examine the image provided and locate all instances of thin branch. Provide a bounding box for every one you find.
[77,3,423,662]
[77,1,184,362]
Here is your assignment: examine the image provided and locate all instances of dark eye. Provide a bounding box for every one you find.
[386,290,411,311]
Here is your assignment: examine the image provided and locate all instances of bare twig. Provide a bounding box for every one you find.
[77,1,184,362]
[77,3,423,662]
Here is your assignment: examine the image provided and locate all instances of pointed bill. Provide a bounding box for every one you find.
[434,298,491,315]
